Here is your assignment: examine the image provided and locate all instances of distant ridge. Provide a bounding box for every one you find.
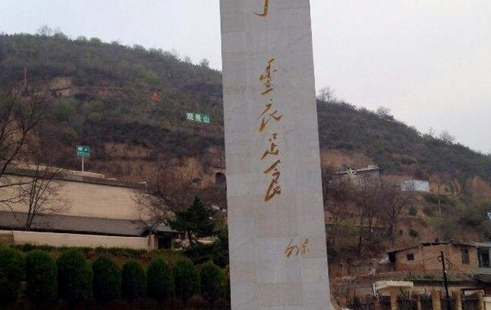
[1,33,490,184]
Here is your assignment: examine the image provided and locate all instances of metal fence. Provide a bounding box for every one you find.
[440,297,456,310]
[397,295,417,310]
[349,292,479,310]
[420,294,433,310]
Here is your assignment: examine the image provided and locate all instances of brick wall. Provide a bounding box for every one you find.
[394,244,477,273]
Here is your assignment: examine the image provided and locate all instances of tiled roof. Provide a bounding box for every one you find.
[5,166,146,189]
[475,274,491,283]
[0,211,173,236]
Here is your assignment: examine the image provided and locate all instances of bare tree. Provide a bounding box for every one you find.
[430,173,452,215]
[439,130,455,145]
[379,181,414,244]
[36,25,53,36]
[317,86,335,102]
[426,127,436,138]
[17,162,69,230]
[0,87,49,208]
[325,176,355,250]
[199,58,210,68]
[376,106,394,121]
[353,175,384,255]
[133,158,199,232]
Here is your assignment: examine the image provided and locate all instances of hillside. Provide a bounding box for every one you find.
[317,101,491,184]
[1,33,491,188]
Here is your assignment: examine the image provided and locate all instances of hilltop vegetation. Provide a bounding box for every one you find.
[0,32,224,172]
[0,32,490,186]
[318,100,491,183]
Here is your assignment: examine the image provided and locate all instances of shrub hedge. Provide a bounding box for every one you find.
[92,256,121,303]
[26,250,57,304]
[122,259,146,300]
[173,258,200,302]
[57,249,93,302]
[200,261,225,302]
[0,246,25,305]
[0,246,229,307]
[147,257,174,301]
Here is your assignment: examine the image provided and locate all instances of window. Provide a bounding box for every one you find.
[461,248,470,265]
[406,253,415,261]
[478,248,490,268]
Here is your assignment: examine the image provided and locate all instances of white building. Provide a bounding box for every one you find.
[401,179,430,192]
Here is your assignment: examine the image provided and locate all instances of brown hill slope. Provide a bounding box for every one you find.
[1,33,490,190]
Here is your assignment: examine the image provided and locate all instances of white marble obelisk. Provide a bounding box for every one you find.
[220,0,331,309]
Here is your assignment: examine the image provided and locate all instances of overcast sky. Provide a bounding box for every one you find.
[1,0,489,153]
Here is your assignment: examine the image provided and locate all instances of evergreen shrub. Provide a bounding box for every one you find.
[92,256,121,303]
[200,261,225,302]
[122,259,146,300]
[147,257,174,302]
[173,258,199,302]
[57,249,93,302]
[26,250,57,304]
[0,246,25,305]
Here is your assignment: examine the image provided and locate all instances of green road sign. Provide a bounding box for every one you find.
[185,112,211,124]
[76,145,90,157]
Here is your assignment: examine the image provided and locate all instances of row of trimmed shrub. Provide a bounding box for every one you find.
[0,246,228,306]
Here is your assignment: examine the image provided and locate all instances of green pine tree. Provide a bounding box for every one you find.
[168,197,217,246]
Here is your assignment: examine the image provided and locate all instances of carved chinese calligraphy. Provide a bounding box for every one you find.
[254,0,269,17]
[284,238,309,258]
[258,101,283,133]
[260,133,279,159]
[221,0,331,308]
[258,58,283,202]
[259,58,276,95]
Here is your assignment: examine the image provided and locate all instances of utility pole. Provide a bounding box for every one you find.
[440,251,451,310]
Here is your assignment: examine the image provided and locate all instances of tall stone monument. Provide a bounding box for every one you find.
[220,0,331,309]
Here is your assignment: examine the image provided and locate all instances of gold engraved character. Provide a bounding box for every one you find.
[264,180,281,202]
[300,239,309,255]
[263,159,280,174]
[284,239,299,258]
[258,102,283,133]
[259,58,276,95]
[264,163,281,202]
[255,0,270,17]
[260,133,279,159]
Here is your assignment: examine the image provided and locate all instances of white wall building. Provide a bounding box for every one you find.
[401,179,430,192]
